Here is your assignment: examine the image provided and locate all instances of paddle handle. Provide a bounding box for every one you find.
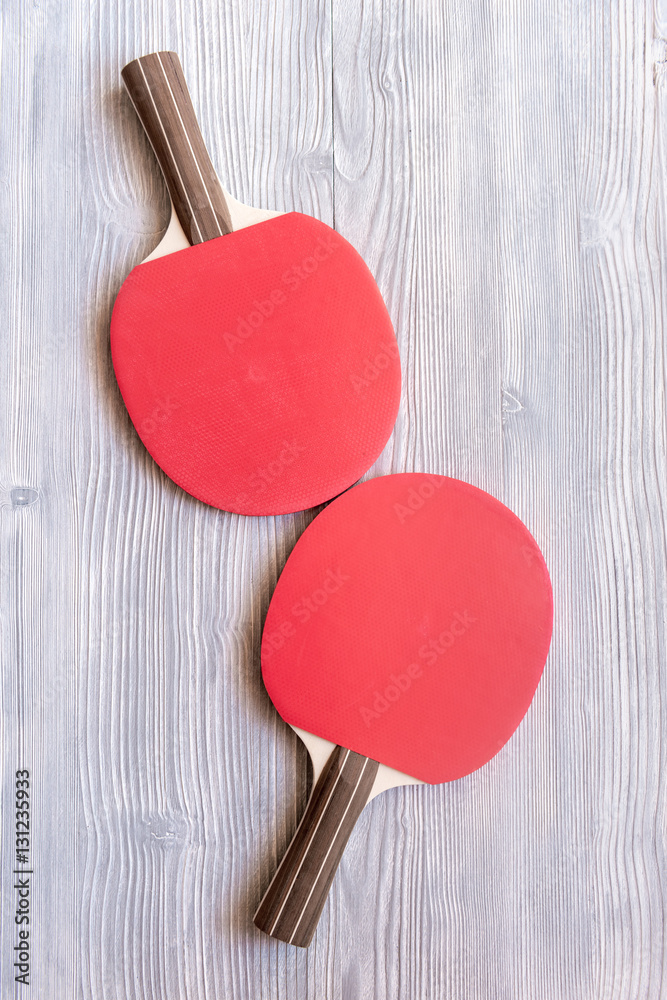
[254,746,379,947]
[121,51,233,244]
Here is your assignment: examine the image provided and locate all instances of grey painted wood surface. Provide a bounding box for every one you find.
[1,0,666,997]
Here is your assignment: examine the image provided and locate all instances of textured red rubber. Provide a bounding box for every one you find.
[261,474,553,784]
[111,213,401,515]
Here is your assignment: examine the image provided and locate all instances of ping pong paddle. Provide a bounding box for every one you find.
[111,52,400,515]
[254,473,553,946]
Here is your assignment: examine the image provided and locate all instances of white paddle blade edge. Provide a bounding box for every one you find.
[142,195,284,264]
[292,726,424,801]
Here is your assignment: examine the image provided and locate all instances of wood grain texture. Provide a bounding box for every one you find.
[0,0,665,997]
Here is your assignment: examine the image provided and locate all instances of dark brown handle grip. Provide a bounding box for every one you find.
[254,746,379,947]
[121,51,233,244]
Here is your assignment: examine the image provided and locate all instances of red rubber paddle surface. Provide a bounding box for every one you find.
[261,474,553,784]
[111,213,400,515]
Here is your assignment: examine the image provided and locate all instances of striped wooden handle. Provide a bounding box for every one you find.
[121,51,233,244]
[254,746,379,947]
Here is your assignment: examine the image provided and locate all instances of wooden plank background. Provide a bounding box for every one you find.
[1,0,666,997]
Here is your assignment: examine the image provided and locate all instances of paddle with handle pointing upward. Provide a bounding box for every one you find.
[111,52,400,515]
[254,473,553,946]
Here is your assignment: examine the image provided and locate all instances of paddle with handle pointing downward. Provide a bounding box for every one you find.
[111,52,400,515]
[254,473,553,946]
